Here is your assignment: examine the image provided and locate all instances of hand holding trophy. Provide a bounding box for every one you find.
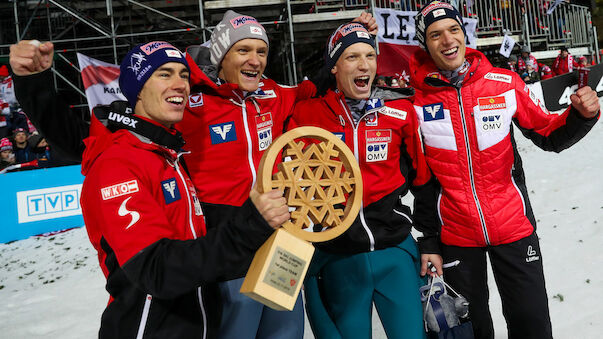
[241,126,363,310]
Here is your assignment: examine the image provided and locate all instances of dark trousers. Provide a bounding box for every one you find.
[441,232,553,339]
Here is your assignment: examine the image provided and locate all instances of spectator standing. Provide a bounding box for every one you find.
[0,65,18,110]
[552,46,579,75]
[577,55,588,68]
[517,45,539,73]
[411,1,600,338]
[506,55,518,73]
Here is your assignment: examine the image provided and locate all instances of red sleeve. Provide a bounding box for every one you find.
[398,99,432,187]
[83,158,177,266]
[512,73,599,151]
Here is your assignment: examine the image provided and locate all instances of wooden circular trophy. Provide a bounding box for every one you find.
[240,127,363,311]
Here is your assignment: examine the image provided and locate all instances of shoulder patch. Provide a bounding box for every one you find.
[188,93,203,107]
[379,107,407,120]
[101,180,139,200]
[484,72,512,84]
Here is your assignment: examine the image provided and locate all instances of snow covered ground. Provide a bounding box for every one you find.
[1,110,601,338]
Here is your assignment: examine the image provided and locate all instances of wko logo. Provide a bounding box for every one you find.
[16,184,82,223]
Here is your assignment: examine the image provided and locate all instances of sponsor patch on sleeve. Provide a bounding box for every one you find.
[101,180,139,200]
[526,87,548,114]
[484,72,512,84]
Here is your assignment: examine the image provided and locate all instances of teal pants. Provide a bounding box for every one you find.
[304,236,426,339]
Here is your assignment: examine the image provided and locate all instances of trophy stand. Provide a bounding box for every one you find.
[240,127,363,311]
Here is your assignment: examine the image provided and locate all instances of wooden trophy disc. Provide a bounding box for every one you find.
[241,126,363,311]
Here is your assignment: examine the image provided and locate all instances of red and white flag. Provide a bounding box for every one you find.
[77,53,125,114]
[374,8,477,80]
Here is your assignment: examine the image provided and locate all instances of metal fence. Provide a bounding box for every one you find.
[293,0,593,50]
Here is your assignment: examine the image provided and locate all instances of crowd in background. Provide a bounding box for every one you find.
[374,45,595,91]
[504,45,593,83]
[1,43,597,172]
[0,64,62,172]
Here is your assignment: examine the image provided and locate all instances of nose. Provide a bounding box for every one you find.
[441,31,455,46]
[247,52,261,67]
[172,76,188,92]
[358,56,369,71]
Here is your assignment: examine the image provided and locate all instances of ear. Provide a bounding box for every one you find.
[331,65,337,75]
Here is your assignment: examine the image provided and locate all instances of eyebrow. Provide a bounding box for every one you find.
[156,66,189,73]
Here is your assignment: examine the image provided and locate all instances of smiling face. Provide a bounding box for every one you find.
[331,43,377,100]
[425,18,466,71]
[136,62,190,128]
[219,39,268,92]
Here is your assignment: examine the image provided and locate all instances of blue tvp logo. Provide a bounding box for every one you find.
[17,184,82,223]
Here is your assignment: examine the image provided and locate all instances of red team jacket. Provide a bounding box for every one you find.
[552,54,578,76]
[80,103,274,338]
[176,51,315,228]
[410,48,599,248]
[291,89,437,253]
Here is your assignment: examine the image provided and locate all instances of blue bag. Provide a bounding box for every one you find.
[420,275,474,339]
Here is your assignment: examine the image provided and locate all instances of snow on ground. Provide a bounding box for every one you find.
[1,111,602,339]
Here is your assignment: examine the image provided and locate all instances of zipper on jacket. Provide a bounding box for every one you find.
[135,294,153,339]
[174,154,198,239]
[232,92,258,188]
[173,154,208,337]
[456,88,490,245]
[338,98,376,251]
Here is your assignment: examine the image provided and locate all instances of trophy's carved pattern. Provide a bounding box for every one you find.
[258,126,363,243]
[271,139,357,231]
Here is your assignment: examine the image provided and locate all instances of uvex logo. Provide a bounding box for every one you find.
[108,112,138,128]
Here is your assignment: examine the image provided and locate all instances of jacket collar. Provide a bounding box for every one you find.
[410,48,492,91]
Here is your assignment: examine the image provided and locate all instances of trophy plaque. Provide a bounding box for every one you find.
[240,126,363,311]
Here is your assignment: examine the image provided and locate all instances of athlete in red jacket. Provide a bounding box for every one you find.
[291,22,439,338]
[412,2,600,338]
[175,11,376,339]
[11,40,289,339]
